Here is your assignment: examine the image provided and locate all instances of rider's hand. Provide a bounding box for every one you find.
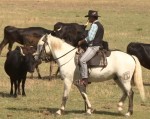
[78,40,85,46]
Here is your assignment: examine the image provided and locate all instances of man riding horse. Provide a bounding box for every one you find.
[77,10,104,86]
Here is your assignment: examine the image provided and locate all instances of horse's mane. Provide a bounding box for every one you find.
[48,35,75,51]
[47,35,63,50]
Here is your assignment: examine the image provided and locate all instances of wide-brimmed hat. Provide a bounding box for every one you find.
[85,10,100,17]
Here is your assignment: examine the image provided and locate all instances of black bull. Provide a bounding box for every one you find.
[4,46,37,97]
[127,42,150,69]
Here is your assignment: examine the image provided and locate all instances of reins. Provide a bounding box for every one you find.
[42,40,76,61]
[54,47,76,60]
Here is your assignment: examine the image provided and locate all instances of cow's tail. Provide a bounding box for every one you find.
[132,55,145,101]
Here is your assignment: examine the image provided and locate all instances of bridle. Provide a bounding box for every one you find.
[39,38,76,67]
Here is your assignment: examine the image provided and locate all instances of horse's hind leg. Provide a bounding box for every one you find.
[126,89,134,116]
[121,79,134,116]
[114,79,127,112]
[115,76,134,116]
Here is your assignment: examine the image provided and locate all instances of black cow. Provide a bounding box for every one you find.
[52,22,88,47]
[0,26,52,54]
[4,46,37,97]
[127,42,150,69]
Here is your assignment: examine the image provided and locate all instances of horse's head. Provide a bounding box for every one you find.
[33,34,52,62]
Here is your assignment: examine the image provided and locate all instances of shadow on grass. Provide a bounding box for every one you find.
[143,82,150,86]
[6,107,123,116]
[94,110,123,116]
[40,107,85,114]
[7,107,42,113]
[40,107,123,116]
[27,75,61,80]
[0,91,11,98]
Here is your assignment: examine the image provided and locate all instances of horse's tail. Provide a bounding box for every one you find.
[132,55,145,101]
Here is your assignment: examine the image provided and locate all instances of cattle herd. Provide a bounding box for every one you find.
[0,22,88,97]
[0,22,149,116]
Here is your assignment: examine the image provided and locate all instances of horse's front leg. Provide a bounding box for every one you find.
[56,78,72,115]
[76,85,93,115]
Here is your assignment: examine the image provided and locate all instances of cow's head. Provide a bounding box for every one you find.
[17,46,37,73]
[51,22,64,39]
[51,22,88,47]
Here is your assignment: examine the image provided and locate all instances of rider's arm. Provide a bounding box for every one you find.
[85,23,98,43]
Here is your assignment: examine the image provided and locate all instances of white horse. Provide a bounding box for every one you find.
[34,34,145,116]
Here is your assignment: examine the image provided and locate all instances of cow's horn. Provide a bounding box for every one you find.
[57,26,62,31]
[33,52,38,56]
[19,47,25,56]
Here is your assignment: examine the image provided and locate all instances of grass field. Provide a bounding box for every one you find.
[0,0,150,119]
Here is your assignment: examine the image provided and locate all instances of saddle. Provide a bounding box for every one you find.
[88,49,110,68]
[75,41,111,68]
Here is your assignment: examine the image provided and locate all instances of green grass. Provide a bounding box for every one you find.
[0,0,150,119]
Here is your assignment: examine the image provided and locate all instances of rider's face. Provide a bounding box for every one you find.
[88,17,94,23]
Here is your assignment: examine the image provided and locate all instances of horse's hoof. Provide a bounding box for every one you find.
[22,94,26,97]
[86,108,92,115]
[56,109,64,115]
[85,112,91,116]
[14,94,17,98]
[90,108,95,113]
[118,107,123,112]
[125,112,131,117]
[22,92,26,97]
[117,102,123,112]
[38,76,42,79]
[10,93,13,96]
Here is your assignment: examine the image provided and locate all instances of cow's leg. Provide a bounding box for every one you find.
[14,80,18,98]
[49,61,59,80]
[36,65,42,79]
[18,80,21,95]
[56,78,72,115]
[49,61,52,80]
[30,73,34,79]
[10,78,13,96]
[8,42,14,52]
[22,78,26,96]
[55,67,59,77]
[30,65,41,79]
[0,39,8,55]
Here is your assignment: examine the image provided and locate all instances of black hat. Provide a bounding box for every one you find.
[85,10,100,17]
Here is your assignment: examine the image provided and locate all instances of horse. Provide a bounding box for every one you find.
[34,34,145,117]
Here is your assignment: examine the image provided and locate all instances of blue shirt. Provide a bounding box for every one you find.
[85,20,98,43]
